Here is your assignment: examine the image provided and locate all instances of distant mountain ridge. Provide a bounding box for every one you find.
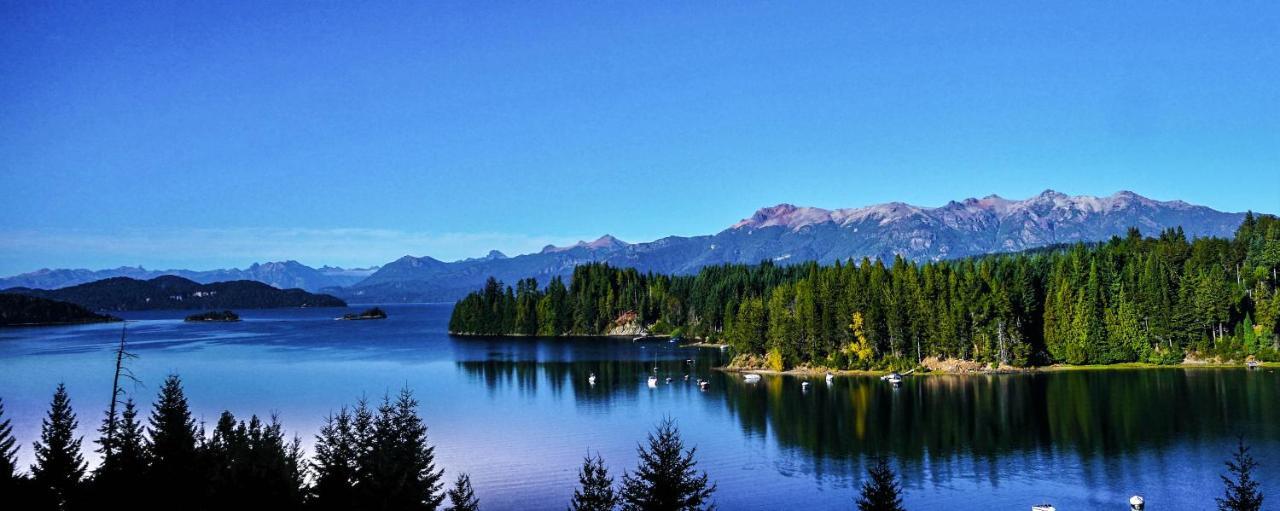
[339,190,1253,302]
[0,261,379,292]
[2,190,1258,303]
[4,276,346,311]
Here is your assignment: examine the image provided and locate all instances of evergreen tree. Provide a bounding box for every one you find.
[445,473,479,511]
[620,418,715,511]
[357,388,444,510]
[570,452,618,511]
[145,375,200,509]
[31,383,86,509]
[1216,439,1264,511]
[855,457,905,511]
[0,398,18,485]
[205,412,305,509]
[93,398,146,499]
[312,407,360,510]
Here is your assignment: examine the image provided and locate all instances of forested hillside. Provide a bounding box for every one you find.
[4,276,346,311]
[451,214,1280,368]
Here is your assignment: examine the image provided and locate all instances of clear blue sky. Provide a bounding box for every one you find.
[1,2,1277,274]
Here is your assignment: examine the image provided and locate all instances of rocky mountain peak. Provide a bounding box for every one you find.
[733,203,835,230]
[541,235,630,253]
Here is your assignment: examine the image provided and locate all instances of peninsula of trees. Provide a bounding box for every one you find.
[0,294,121,327]
[3,276,346,312]
[450,214,1280,369]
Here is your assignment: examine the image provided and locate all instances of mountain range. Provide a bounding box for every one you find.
[0,190,1256,303]
[340,190,1249,302]
[0,261,379,293]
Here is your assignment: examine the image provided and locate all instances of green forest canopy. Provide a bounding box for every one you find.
[450,214,1280,369]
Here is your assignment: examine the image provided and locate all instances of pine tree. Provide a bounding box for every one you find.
[445,473,479,511]
[0,398,18,484]
[855,457,905,511]
[205,412,305,509]
[620,418,715,511]
[357,388,444,510]
[1216,439,1264,511]
[32,383,86,509]
[93,398,146,499]
[570,452,618,511]
[146,375,200,509]
[312,407,360,510]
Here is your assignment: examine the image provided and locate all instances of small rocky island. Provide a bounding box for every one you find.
[184,310,241,322]
[339,307,387,321]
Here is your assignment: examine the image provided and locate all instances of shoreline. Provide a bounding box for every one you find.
[717,360,1278,377]
[448,332,1276,375]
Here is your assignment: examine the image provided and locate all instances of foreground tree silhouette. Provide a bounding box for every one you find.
[856,457,905,511]
[92,398,146,499]
[570,452,617,511]
[32,383,86,509]
[356,389,445,510]
[1,398,19,487]
[445,473,479,511]
[146,375,200,510]
[1217,439,1264,511]
[620,418,715,511]
[206,412,305,509]
[312,406,360,510]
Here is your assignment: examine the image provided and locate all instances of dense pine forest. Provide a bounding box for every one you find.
[451,214,1280,369]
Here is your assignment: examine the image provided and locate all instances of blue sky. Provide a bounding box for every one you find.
[1,2,1277,274]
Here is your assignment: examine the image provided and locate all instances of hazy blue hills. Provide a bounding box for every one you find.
[3,276,346,311]
[0,293,121,326]
[1,190,1256,304]
[0,261,379,292]
[337,190,1249,302]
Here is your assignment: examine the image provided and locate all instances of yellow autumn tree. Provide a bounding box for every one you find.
[843,311,874,367]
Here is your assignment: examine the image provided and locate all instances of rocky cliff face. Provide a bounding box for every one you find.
[606,311,649,337]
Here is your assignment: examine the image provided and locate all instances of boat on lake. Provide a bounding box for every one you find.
[743,373,761,383]
[882,372,903,384]
[588,373,596,385]
[647,375,658,388]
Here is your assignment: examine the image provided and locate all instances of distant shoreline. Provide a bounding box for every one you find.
[717,361,1278,378]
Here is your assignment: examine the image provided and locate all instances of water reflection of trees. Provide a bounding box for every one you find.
[709,369,1280,481]
[456,354,724,404]
[458,354,1278,480]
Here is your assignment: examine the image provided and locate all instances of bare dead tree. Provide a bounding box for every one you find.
[103,323,140,456]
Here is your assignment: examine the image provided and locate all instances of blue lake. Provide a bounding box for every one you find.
[0,303,1276,509]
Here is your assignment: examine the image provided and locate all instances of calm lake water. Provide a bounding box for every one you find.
[1,303,1276,509]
